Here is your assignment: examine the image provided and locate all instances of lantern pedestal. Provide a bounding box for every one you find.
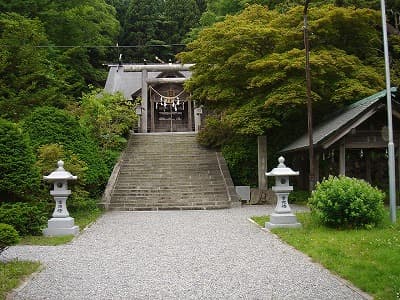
[43,217,79,236]
[266,213,301,229]
[42,160,79,237]
[265,157,301,229]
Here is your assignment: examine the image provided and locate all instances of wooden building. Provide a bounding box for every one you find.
[281,88,400,191]
[104,63,202,133]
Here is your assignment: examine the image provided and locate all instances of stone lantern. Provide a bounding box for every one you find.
[43,160,79,236]
[265,156,301,229]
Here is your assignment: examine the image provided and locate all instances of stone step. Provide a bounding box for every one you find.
[116,177,221,182]
[117,167,221,172]
[110,195,227,202]
[111,194,228,200]
[112,187,227,192]
[115,177,224,183]
[112,186,227,191]
[105,133,237,211]
[107,202,231,211]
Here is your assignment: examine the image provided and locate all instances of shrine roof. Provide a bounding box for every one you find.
[104,64,191,99]
[281,87,397,152]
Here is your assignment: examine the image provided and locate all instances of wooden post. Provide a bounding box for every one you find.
[304,0,315,191]
[150,97,155,132]
[141,69,148,133]
[258,136,268,190]
[366,150,372,183]
[314,152,320,184]
[339,142,346,175]
[188,99,192,131]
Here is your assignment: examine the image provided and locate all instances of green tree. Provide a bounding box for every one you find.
[120,0,166,61]
[0,13,69,120]
[164,0,201,44]
[206,0,244,16]
[105,0,131,31]
[196,0,208,13]
[180,5,383,135]
[179,4,385,184]
[0,119,40,203]
[0,0,119,94]
[41,0,120,88]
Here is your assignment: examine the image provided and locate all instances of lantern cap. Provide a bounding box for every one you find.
[43,160,77,181]
[266,156,299,177]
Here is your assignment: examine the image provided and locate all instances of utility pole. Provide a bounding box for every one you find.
[304,0,315,191]
[381,0,397,223]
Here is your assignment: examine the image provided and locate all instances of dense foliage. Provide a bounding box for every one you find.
[0,223,20,253]
[0,0,119,98]
[118,0,202,61]
[180,5,384,136]
[221,136,258,186]
[0,119,40,203]
[0,13,70,120]
[179,3,394,185]
[309,176,385,228]
[22,107,109,195]
[0,202,48,236]
[78,90,136,152]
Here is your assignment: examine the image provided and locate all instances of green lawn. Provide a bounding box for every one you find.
[19,208,103,246]
[251,211,400,300]
[0,260,41,300]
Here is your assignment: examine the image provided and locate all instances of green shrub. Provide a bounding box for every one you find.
[197,116,233,148]
[68,188,98,213]
[289,190,311,204]
[221,136,258,186]
[0,202,48,236]
[79,90,136,152]
[309,176,385,228]
[0,223,20,253]
[101,149,121,171]
[21,107,108,195]
[36,143,88,186]
[0,118,40,202]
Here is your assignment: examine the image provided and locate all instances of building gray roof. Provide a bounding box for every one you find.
[281,88,397,153]
[104,65,191,99]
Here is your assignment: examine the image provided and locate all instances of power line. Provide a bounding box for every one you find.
[34,44,187,48]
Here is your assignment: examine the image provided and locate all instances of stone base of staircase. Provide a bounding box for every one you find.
[101,133,240,211]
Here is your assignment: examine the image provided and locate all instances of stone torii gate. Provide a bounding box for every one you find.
[124,64,194,133]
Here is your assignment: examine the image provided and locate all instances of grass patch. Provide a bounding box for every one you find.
[0,260,41,300]
[19,235,74,246]
[251,215,270,226]
[251,210,400,300]
[72,208,103,230]
[19,208,103,246]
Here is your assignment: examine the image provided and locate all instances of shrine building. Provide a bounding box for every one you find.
[282,88,400,191]
[104,63,202,133]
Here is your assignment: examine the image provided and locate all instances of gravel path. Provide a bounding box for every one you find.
[3,205,369,300]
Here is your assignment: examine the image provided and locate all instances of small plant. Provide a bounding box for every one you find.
[0,223,20,254]
[0,202,48,236]
[309,176,385,228]
[288,190,311,204]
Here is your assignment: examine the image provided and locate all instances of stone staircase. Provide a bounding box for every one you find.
[101,133,239,210]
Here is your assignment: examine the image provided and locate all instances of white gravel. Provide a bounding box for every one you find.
[2,205,370,300]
